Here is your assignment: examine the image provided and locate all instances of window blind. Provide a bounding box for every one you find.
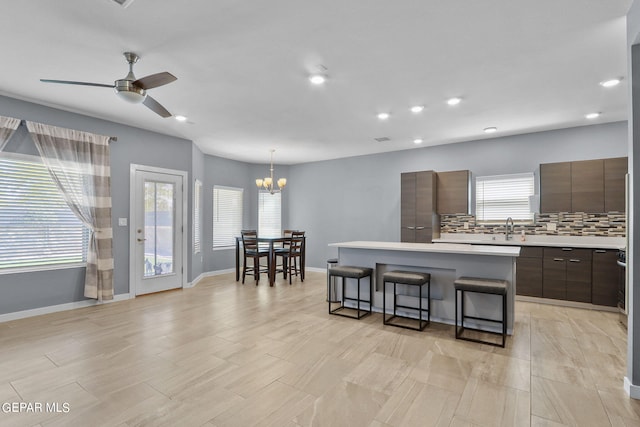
[258,191,281,238]
[193,179,202,254]
[0,154,88,270]
[213,185,243,248]
[475,173,534,221]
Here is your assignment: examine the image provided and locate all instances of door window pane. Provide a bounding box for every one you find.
[144,180,175,277]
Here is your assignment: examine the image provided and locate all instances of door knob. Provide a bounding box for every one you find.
[137,238,146,242]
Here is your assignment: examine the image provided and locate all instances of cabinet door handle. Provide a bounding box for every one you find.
[562,248,573,251]
[569,259,581,263]
[595,250,606,253]
[553,258,564,261]
[415,226,425,230]
[406,226,415,230]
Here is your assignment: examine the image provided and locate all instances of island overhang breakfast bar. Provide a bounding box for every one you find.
[328,241,521,333]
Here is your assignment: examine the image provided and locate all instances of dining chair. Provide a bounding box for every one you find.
[274,229,295,276]
[278,231,305,284]
[241,230,269,285]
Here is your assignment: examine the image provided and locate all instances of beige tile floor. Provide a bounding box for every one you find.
[0,271,637,426]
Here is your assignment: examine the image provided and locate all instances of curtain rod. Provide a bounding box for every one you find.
[19,120,117,142]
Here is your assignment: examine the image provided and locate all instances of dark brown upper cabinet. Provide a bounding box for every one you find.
[401,170,436,243]
[436,170,469,214]
[604,157,628,212]
[540,162,571,213]
[571,159,604,213]
[540,157,627,213]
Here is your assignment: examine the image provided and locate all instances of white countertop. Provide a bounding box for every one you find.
[329,241,521,257]
[433,233,625,250]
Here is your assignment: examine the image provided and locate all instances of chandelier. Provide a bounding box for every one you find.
[256,149,286,194]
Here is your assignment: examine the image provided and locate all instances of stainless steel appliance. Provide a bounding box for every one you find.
[618,249,627,328]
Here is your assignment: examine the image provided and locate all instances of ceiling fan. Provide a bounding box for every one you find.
[41,52,177,118]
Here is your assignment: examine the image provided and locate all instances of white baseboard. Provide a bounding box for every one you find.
[305,267,326,273]
[624,376,640,399]
[0,293,131,323]
[1,266,316,323]
[187,269,235,288]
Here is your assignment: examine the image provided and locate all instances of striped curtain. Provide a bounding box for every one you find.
[26,121,114,301]
[0,115,21,151]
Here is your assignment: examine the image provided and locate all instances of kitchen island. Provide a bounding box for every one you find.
[328,241,521,333]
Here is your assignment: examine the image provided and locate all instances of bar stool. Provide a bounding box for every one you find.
[454,276,508,348]
[328,265,373,319]
[383,270,431,331]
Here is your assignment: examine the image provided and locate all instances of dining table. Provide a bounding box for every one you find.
[235,235,306,286]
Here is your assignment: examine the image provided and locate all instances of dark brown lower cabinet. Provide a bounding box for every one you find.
[543,256,566,300]
[566,256,592,303]
[592,249,619,307]
[516,247,543,297]
[542,248,592,303]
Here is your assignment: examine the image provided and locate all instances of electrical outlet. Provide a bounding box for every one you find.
[118,217,128,226]
[463,222,469,229]
[546,222,556,231]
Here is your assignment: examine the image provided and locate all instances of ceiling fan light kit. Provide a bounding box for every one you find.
[40,52,176,118]
[115,80,146,103]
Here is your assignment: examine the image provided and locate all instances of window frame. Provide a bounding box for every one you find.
[258,191,282,238]
[193,179,202,254]
[475,172,535,224]
[0,152,89,274]
[212,185,243,250]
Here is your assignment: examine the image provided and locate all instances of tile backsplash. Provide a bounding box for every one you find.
[440,212,626,237]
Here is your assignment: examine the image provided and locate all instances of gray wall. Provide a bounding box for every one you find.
[287,121,628,269]
[0,95,193,314]
[0,93,629,322]
[201,156,292,272]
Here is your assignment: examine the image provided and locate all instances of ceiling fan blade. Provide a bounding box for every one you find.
[142,95,172,118]
[40,79,115,88]
[133,72,177,90]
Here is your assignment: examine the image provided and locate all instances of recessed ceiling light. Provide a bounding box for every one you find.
[585,112,601,119]
[413,138,423,144]
[377,112,390,120]
[175,115,187,122]
[410,105,424,113]
[447,97,462,106]
[309,74,326,85]
[600,78,621,88]
[484,127,497,133]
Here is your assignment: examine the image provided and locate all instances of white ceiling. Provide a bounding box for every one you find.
[0,0,632,164]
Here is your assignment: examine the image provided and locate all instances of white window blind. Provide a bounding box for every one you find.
[258,192,281,238]
[0,154,88,271]
[193,179,202,254]
[213,185,243,248]
[475,173,534,221]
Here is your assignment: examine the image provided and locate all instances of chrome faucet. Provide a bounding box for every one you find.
[505,217,514,240]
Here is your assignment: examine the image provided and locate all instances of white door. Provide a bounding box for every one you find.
[131,166,186,295]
